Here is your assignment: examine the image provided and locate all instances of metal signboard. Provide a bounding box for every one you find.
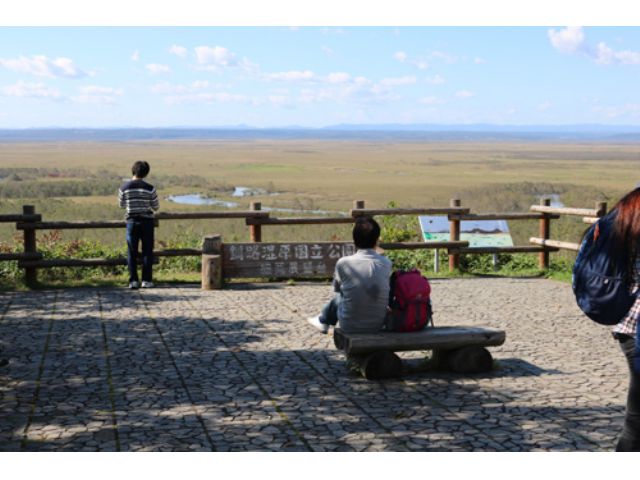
[419,216,513,247]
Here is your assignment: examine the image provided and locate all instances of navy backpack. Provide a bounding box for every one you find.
[572,209,637,325]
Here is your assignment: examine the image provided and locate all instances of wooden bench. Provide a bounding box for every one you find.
[333,326,506,380]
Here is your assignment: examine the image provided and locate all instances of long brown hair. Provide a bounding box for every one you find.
[613,187,640,265]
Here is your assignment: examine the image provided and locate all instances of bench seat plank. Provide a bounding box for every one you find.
[334,326,506,355]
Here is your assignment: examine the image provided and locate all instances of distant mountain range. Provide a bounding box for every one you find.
[2,124,640,142]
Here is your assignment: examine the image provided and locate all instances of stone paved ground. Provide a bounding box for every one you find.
[0,278,629,451]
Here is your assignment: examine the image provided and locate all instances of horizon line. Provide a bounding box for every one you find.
[3,123,640,131]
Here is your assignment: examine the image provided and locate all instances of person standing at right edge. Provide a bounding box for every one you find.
[119,160,160,289]
[611,188,640,451]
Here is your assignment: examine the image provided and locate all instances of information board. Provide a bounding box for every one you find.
[419,216,513,247]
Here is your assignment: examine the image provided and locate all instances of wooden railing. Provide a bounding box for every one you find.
[0,197,606,287]
[1,206,43,285]
[528,200,607,263]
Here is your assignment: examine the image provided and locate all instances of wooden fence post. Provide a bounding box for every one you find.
[595,201,607,218]
[201,234,222,290]
[353,199,365,215]
[249,202,262,243]
[539,197,551,270]
[449,198,461,272]
[22,205,38,287]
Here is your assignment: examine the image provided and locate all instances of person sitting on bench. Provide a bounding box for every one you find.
[307,216,392,334]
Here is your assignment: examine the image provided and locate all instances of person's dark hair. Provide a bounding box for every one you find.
[613,187,640,268]
[132,161,150,178]
[353,216,381,249]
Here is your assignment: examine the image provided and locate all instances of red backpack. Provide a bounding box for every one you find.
[387,269,433,332]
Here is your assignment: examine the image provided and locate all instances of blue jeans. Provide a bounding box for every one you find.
[319,294,342,326]
[126,218,154,283]
[616,334,640,451]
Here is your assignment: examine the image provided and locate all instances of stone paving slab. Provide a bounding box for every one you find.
[0,278,629,451]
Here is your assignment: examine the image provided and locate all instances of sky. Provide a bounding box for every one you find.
[2,26,640,128]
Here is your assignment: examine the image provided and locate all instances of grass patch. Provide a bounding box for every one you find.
[233,163,304,174]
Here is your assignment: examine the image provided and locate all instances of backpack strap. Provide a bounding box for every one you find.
[388,270,398,308]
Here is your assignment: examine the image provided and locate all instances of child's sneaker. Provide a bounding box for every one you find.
[129,281,139,289]
[307,315,329,334]
[141,281,154,288]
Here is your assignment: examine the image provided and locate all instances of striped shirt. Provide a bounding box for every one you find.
[118,178,159,220]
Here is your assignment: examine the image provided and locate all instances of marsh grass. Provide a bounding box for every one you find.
[0,139,632,288]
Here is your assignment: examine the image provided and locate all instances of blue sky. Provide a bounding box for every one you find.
[2,26,640,128]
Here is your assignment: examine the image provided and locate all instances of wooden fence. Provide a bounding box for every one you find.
[0,198,606,287]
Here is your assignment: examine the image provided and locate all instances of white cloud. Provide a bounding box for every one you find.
[298,88,325,103]
[548,27,640,66]
[474,57,486,64]
[393,51,428,70]
[426,74,445,85]
[430,51,457,64]
[169,45,188,58]
[419,96,445,105]
[293,74,401,105]
[0,81,120,105]
[131,51,140,62]
[71,85,124,104]
[150,80,249,105]
[594,41,640,65]
[327,72,351,84]
[1,81,63,99]
[548,26,585,54]
[0,55,88,79]
[268,95,289,106]
[79,86,123,95]
[191,80,210,89]
[380,75,416,86]
[455,90,475,98]
[368,85,401,102]
[594,42,615,64]
[151,82,182,94]
[165,92,249,105]
[151,81,213,95]
[394,51,407,62]
[238,58,260,74]
[193,46,259,74]
[264,70,315,82]
[146,63,171,74]
[195,46,237,68]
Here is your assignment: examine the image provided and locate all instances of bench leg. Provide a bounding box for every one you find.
[347,351,402,380]
[333,330,346,350]
[432,346,494,373]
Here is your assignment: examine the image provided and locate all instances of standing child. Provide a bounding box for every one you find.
[118,161,160,289]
